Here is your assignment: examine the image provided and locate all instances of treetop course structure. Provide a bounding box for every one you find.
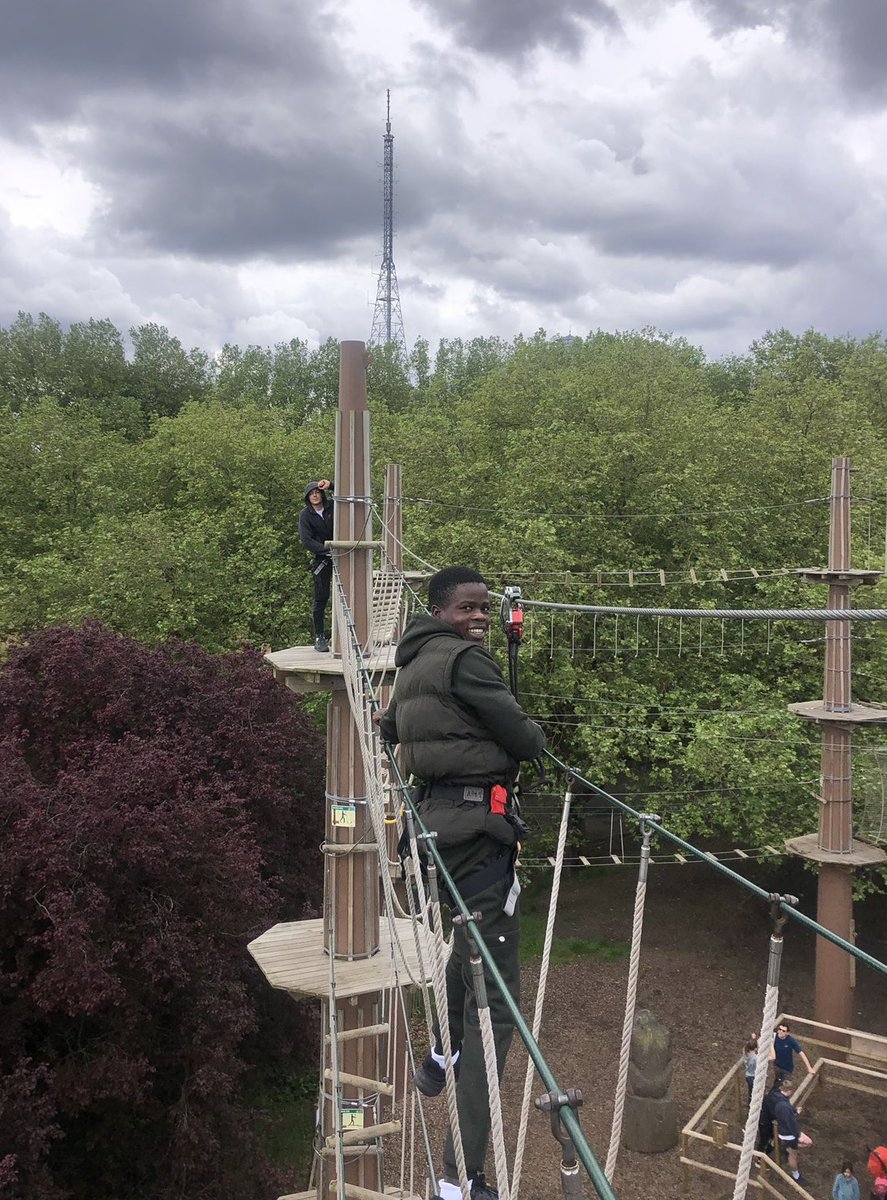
[249,342,887,1200]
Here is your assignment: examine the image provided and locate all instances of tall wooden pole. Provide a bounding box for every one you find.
[815,458,854,1027]
[321,342,382,1198]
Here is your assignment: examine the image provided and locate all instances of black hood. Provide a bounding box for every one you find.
[303,481,327,504]
[395,614,465,668]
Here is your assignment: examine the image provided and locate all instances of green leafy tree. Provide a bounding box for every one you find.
[128,323,212,418]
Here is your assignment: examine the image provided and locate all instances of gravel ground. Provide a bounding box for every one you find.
[411,858,887,1200]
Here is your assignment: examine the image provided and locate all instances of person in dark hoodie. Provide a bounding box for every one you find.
[377,565,544,1200]
[298,479,333,652]
[772,1077,811,1185]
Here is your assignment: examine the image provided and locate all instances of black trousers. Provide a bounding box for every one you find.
[439,873,520,1182]
[312,558,332,637]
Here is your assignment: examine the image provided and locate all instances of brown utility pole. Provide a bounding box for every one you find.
[787,457,887,1028]
[250,343,432,1200]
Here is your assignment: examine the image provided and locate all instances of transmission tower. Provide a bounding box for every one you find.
[370,90,406,356]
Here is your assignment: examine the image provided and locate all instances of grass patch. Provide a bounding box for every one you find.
[520,910,629,964]
[253,1072,316,1177]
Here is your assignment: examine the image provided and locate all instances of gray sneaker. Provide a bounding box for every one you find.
[314,635,329,653]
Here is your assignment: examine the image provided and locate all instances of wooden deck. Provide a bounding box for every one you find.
[785,832,886,866]
[787,699,887,724]
[265,644,399,694]
[249,917,435,999]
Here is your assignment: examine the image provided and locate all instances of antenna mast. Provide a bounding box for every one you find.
[370,90,407,356]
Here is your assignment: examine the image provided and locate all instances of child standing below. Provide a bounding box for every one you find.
[743,1035,758,1103]
[832,1161,860,1200]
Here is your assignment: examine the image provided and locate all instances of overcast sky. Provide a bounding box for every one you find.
[1,0,886,360]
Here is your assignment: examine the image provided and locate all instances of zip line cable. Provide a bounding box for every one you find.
[545,748,887,981]
[370,514,887,627]
[521,599,887,621]
[394,495,832,521]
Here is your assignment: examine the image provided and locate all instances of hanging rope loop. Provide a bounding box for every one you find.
[731,894,797,1200]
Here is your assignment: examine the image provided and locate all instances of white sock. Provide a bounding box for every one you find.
[431,1047,460,1069]
[791,1171,799,1180]
[438,1180,461,1200]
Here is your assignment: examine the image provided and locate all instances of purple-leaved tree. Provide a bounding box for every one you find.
[0,622,325,1199]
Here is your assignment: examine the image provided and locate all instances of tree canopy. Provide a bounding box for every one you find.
[0,622,325,1199]
[2,314,887,855]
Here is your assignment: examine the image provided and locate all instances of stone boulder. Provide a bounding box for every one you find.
[621,1009,679,1153]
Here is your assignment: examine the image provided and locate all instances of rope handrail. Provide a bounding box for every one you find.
[391,775,618,1200]
[545,750,887,981]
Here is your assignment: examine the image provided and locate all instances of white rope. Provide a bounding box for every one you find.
[511,787,573,1200]
[330,567,442,1190]
[400,1048,409,1197]
[605,821,654,1180]
[392,950,439,1186]
[332,567,434,1004]
[479,1001,511,1200]
[326,878,347,1200]
[732,976,782,1200]
[402,807,436,1039]
[427,871,471,1200]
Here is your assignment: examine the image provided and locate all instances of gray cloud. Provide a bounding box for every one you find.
[818,0,887,101]
[2,0,887,365]
[690,0,782,37]
[415,0,621,62]
[0,0,333,136]
[693,0,887,101]
[82,110,378,260]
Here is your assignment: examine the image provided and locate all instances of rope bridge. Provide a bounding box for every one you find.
[319,547,887,1200]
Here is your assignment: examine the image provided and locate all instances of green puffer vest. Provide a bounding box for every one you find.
[393,625,521,785]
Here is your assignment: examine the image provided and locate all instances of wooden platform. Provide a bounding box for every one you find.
[787,699,887,725]
[248,917,435,999]
[792,567,881,586]
[265,644,399,694]
[785,833,887,866]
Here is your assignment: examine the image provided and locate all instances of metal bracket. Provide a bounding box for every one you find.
[534,1088,584,1164]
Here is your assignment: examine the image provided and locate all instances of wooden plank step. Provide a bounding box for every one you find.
[322,841,379,855]
[324,1068,394,1097]
[325,1120,402,1148]
[319,1144,383,1158]
[326,1022,389,1044]
[328,1185,394,1200]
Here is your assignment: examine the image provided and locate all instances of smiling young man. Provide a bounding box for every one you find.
[378,565,544,1200]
